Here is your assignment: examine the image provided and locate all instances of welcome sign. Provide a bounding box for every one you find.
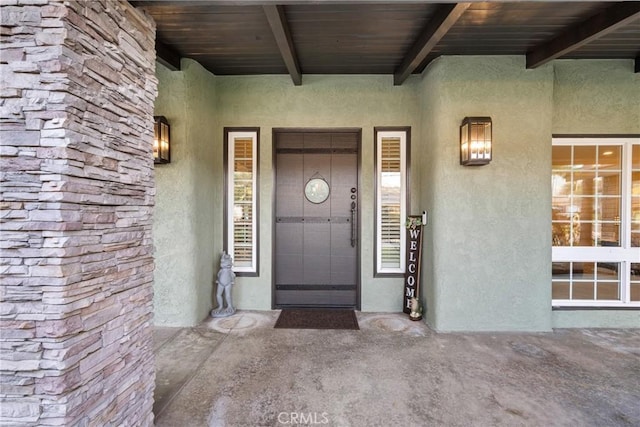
[403,215,424,314]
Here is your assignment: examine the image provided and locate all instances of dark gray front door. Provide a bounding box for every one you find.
[274,130,359,308]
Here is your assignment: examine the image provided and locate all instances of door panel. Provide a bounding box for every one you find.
[274,130,359,308]
[275,223,303,285]
[275,154,303,217]
[304,132,331,149]
[303,223,331,285]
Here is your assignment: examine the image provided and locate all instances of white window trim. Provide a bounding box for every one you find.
[552,137,640,308]
[226,130,258,274]
[376,130,408,275]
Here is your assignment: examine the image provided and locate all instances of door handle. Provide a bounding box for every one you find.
[350,201,357,247]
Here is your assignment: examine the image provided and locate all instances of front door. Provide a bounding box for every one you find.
[274,130,360,308]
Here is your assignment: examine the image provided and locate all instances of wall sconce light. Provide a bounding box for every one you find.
[460,117,492,166]
[154,116,170,164]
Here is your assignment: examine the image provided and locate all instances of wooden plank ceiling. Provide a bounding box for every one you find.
[132,1,640,85]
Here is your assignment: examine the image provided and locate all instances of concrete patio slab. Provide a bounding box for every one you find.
[153,312,640,426]
[153,327,226,417]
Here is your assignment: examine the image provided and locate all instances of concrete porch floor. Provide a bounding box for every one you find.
[152,312,640,426]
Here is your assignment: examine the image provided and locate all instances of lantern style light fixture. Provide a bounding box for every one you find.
[153,116,170,164]
[460,117,492,166]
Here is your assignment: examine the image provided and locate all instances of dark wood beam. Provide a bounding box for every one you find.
[636,56,640,73]
[527,2,640,69]
[393,3,470,86]
[263,5,302,86]
[156,40,181,71]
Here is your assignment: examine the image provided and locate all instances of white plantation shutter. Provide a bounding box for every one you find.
[381,138,402,268]
[227,131,258,273]
[376,130,408,274]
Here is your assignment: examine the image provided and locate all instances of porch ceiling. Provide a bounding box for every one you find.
[132,1,640,85]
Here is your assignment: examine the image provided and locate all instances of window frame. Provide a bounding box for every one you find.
[224,127,260,276]
[374,127,410,276]
[552,136,640,308]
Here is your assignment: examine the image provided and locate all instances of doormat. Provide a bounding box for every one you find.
[274,309,359,330]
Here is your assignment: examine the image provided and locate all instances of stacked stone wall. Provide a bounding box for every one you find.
[1,1,157,425]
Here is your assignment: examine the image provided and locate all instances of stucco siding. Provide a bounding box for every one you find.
[154,73,423,323]
[419,56,554,331]
[154,59,218,326]
[552,60,640,135]
[552,310,640,328]
[153,57,638,329]
[215,75,422,313]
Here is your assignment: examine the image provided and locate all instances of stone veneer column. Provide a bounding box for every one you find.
[1,1,157,425]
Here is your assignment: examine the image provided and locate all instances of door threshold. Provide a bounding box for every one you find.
[275,305,357,310]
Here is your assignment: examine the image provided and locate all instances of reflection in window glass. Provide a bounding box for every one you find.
[597,263,618,279]
[598,146,622,170]
[552,146,571,169]
[552,145,621,247]
[552,283,570,299]
[573,146,596,169]
[631,264,640,301]
[551,262,570,299]
[572,262,594,281]
[551,262,620,301]
[552,140,640,307]
[596,263,619,300]
[597,282,619,300]
[573,282,594,300]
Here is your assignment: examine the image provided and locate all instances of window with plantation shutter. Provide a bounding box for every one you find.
[376,128,409,275]
[225,129,259,275]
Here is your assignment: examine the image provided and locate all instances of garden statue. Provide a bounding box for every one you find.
[211,252,236,318]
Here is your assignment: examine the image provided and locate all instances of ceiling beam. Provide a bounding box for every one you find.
[393,3,471,86]
[263,5,302,85]
[156,40,181,71]
[527,2,640,69]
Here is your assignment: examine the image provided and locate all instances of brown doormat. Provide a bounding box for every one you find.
[274,309,359,330]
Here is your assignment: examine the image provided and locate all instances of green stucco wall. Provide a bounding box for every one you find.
[215,75,422,312]
[154,72,422,325]
[552,310,639,329]
[153,60,219,326]
[153,56,638,329]
[418,56,554,331]
[552,60,640,135]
